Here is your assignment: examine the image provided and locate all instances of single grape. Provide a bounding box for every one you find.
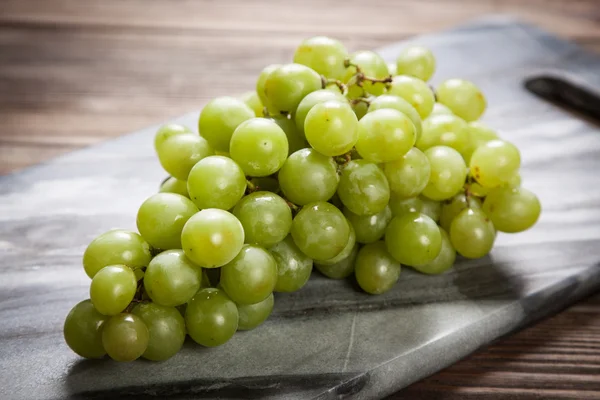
[160,177,190,198]
[412,228,456,275]
[343,205,392,244]
[317,224,356,265]
[387,62,397,76]
[294,89,347,138]
[422,146,467,201]
[132,303,186,361]
[154,123,192,150]
[429,102,454,117]
[278,148,339,205]
[420,196,442,222]
[507,172,522,187]
[315,243,358,279]
[483,186,541,233]
[367,95,422,138]
[387,75,435,118]
[396,46,436,82]
[220,245,278,305]
[385,212,442,266]
[256,64,281,114]
[102,313,149,362]
[187,156,246,210]
[269,235,313,293]
[156,134,214,181]
[337,160,390,216]
[90,265,137,316]
[181,209,245,268]
[343,50,390,96]
[291,201,350,261]
[136,193,198,250]
[355,241,402,294]
[440,193,482,232]
[63,300,108,359]
[230,118,288,177]
[293,36,348,80]
[470,140,521,188]
[450,208,495,258]
[186,288,238,347]
[351,98,370,120]
[417,114,468,154]
[436,79,486,122]
[199,96,255,152]
[240,91,264,117]
[233,191,292,247]
[356,109,416,163]
[83,230,152,279]
[263,63,322,114]
[237,293,275,331]
[305,100,358,156]
[388,194,422,217]
[383,147,430,198]
[461,121,499,163]
[144,250,202,306]
[273,117,309,155]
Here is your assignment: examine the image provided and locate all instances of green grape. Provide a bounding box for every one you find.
[230,118,288,177]
[263,63,322,114]
[420,196,442,222]
[387,62,397,76]
[355,241,401,294]
[233,191,292,247]
[343,50,390,96]
[159,177,190,198]
[412,228,456,275]
[385,212,442,266]
[269,235,313,292]
[278,148,339,205]
[144,250,201,306]
[305,100,358,156]
[450,208,495,258]
[367,95,422,138]
[291,201,350,261]
[337,160,390,216]
[317,224,356,265]
[315,243,358,279]
[90,265,137,316]
[470,140,521,188]
[102,313,149,362]
[199,96,255,152]
[422,146,467,201]
[181,208,245,268]
[383,147,430,198]
[387,75,435,118]
[469,182,490,197]
[417,114,468,154]
[430,102,454,117]
[388,194,422,217]
[483,186,541,233]
[273,117,309,155]
[351,99,370,120]
[356,109,416,163]
[136,193,198,250]
[83,230,152,279]
[256,64,281,114]
[440,193,482,232]
[240,91,264,117]
[220,245,278,305]
[187,156,246,210]
[132,303,186,361]
[507,172,522,187]
[293,36,348,80]
[294,89,347,138]
[156,134,214,181]
[186,288,238,347]
[461,121,499,162]
[344,205,392,244]
[237,293,274,331]
[154,123,192,150]
[436,79,486,122]
[396,46,436,81]
[63,300,108,359]
[248,175,280,194]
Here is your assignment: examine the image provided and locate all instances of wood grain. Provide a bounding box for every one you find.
[1,1,600,399]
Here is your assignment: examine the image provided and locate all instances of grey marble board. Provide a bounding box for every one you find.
[1,16,600,400]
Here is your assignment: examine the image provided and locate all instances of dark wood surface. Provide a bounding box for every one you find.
[1,2,600,399]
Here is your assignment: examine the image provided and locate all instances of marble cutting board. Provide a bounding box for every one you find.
[1,16,600,400]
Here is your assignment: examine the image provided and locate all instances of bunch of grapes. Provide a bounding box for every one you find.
[64,37,541,362]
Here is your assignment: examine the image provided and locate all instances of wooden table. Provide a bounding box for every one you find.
[1,1,599,398]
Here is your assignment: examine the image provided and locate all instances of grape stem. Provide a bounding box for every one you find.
[285,200,299,213]
[246,179,258,194]
[321,75,347,95]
